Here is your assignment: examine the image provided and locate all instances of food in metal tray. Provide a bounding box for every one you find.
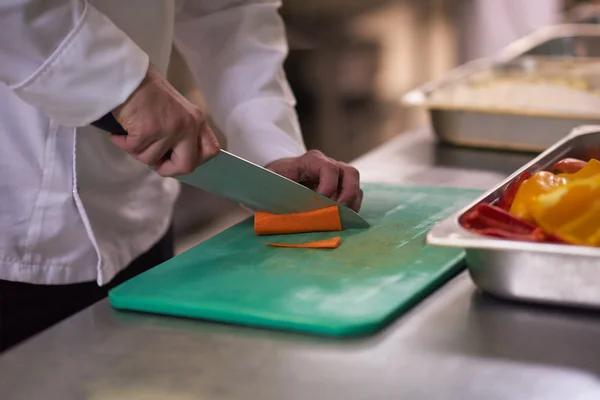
[426,127,600,309]
[461,157,600,246]
[461,203,561,243]
[428,57,600,116]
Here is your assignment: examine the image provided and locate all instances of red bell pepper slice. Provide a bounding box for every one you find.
[462,204,537,232]
[548,158,587,175]
[461,203,568,244]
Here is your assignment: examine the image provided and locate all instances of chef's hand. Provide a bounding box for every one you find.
[267,150,363,212]
[110,64,220,176]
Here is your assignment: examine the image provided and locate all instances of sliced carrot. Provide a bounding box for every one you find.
[266,237,341,249]
[254,205,342,236]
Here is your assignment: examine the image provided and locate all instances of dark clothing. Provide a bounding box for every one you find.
[0,226,174,352]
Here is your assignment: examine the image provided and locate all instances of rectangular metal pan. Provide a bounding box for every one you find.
[403,24,600,152]
[427,125,600,309]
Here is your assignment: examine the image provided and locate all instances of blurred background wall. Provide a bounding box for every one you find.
[282,0,458,162]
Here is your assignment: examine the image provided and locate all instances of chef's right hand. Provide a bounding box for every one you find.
[110,64,220,177]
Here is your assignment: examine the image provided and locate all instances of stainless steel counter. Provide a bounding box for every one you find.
[2,128,600,400]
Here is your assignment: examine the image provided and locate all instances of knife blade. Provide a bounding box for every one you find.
[177,150,370,229]
[91,114,370,229]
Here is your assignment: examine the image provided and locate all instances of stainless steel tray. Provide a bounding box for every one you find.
[427,125,600,309]
[403,24,600,152]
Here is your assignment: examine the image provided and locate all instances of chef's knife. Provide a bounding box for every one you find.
[91,114,370,229]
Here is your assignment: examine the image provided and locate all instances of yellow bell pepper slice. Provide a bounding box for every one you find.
[509,171,568,221]
[532,174,600,246]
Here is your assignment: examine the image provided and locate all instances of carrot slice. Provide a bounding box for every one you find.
[254,205,342,235]
[266,237,341,249]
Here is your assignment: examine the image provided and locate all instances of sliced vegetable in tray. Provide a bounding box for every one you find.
[462,157,600,246]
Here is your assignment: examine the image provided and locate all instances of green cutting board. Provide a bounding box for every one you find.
[109,184,480,336]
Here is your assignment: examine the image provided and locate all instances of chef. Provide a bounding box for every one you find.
[0,0,363,351]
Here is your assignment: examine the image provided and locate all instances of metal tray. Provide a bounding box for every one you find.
[403,24,600,152]
[427,125,600,309]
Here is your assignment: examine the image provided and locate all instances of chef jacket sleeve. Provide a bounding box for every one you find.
[174,0,307,167]
[0,0,149,127]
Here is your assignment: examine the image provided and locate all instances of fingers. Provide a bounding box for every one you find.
[111,133,172,165]
[111,107,219,176]
[349,188,364,212]
[300,150,363,211]
[155,123,220,177]
[110,132,155,155]
[252,150,365,212]
[317,162,340,198]
[154,136,199,176]
[109,64,220,177]
[198,120,221,162]
[297,150,337,197]
[337,163,362,211]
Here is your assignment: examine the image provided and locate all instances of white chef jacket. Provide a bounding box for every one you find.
[0,0,306,285]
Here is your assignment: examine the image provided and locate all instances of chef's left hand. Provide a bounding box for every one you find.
[266,150,363,212]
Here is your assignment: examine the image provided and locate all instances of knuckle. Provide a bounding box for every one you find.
[191,109,206,126]
[179,109,204,133]
[193,108,207,123]
[137,119,161,138]
[324,160,340,174]
[344,164,360,179]
[305,149,324,159]
[173,115,194,134]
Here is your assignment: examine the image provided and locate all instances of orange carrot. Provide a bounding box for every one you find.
[254,205,342,236]
[266,236,341,249]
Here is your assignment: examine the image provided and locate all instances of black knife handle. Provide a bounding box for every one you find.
[91,113,127,135]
